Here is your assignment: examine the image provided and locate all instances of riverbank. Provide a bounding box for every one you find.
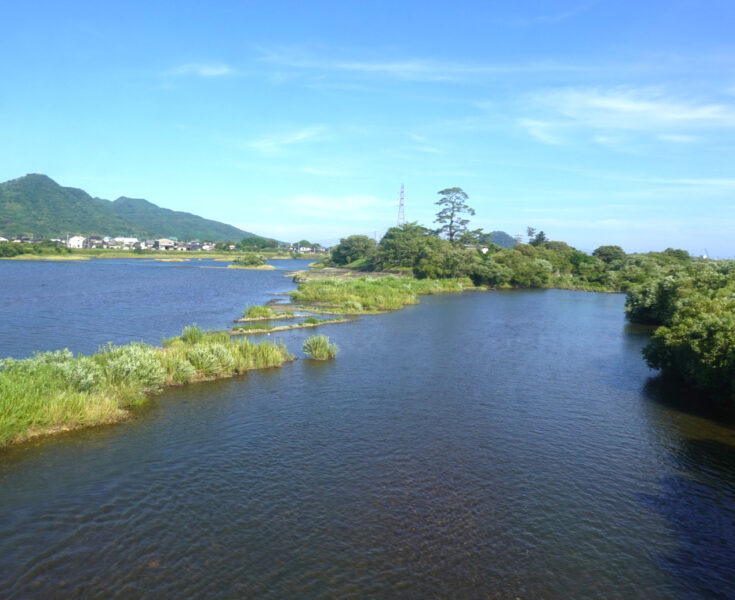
[230,317,351,335]
[0,326,292,448]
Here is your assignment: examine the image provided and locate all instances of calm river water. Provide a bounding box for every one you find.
[1,260,734,598]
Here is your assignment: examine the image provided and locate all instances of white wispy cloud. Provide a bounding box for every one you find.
[249,127,327,154]
[258,47,585,83]
[517,119,565,145]
[530,87,735,130]
[169,62,235,77]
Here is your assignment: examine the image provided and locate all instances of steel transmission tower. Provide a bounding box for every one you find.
[397,183,406,226]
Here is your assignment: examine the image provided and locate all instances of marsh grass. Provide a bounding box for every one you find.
[302,335,339,360]
[243,305,277,319]
[290,275,475,313]
[0,326,292,447]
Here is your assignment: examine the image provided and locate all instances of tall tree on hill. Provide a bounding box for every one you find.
[433,187,475,243]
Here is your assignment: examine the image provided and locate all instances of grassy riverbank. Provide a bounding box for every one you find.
[0,326,291,448]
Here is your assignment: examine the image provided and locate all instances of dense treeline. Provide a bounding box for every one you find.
[326,224,699,293]
[626,259,735,403]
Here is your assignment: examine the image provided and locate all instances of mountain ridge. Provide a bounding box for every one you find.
[0,174,258,241]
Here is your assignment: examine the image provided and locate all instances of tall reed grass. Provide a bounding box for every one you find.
[302,335,339,360]
[0,325,292,447]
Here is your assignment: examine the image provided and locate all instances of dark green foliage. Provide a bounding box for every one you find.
[593,245,626,264]
[237,236,279,250]
[626,259,735,402]
[232,254,266,266]
[369,223,478,279]
[0,174,259,241]
[529,230,548,246]
[434,187,475,243]
[330,235,377,266]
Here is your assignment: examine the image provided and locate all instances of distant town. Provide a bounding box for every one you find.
[0,234,329,254]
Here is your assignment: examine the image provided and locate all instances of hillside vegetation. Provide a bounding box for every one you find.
[0,174,258,241]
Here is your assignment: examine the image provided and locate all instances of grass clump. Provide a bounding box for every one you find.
[243,305,276,319]
[0,324,293,448]
[180,324,205,344]
[302,335,339,360]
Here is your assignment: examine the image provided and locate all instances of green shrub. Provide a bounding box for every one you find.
[58,357,103,392]
[304,317,319,325]
[302,335,339,360]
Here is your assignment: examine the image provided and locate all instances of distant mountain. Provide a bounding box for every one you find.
[480,230,518,249]
[0,174,259,241]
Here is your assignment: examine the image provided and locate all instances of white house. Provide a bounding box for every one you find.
[67,236,86,249]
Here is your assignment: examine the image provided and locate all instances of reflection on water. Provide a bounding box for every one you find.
[641,377,735,599]
[1,280,734,598]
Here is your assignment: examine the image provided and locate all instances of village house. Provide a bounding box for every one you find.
[154,238,176,250]
[67,235,86,249]
[113,237,139,250]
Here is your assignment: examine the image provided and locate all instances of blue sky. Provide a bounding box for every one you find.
[2,1,734,255]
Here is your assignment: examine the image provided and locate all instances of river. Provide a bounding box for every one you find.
[1,259,733,598]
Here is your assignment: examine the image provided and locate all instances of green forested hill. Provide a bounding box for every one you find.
[0,174,258,241]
